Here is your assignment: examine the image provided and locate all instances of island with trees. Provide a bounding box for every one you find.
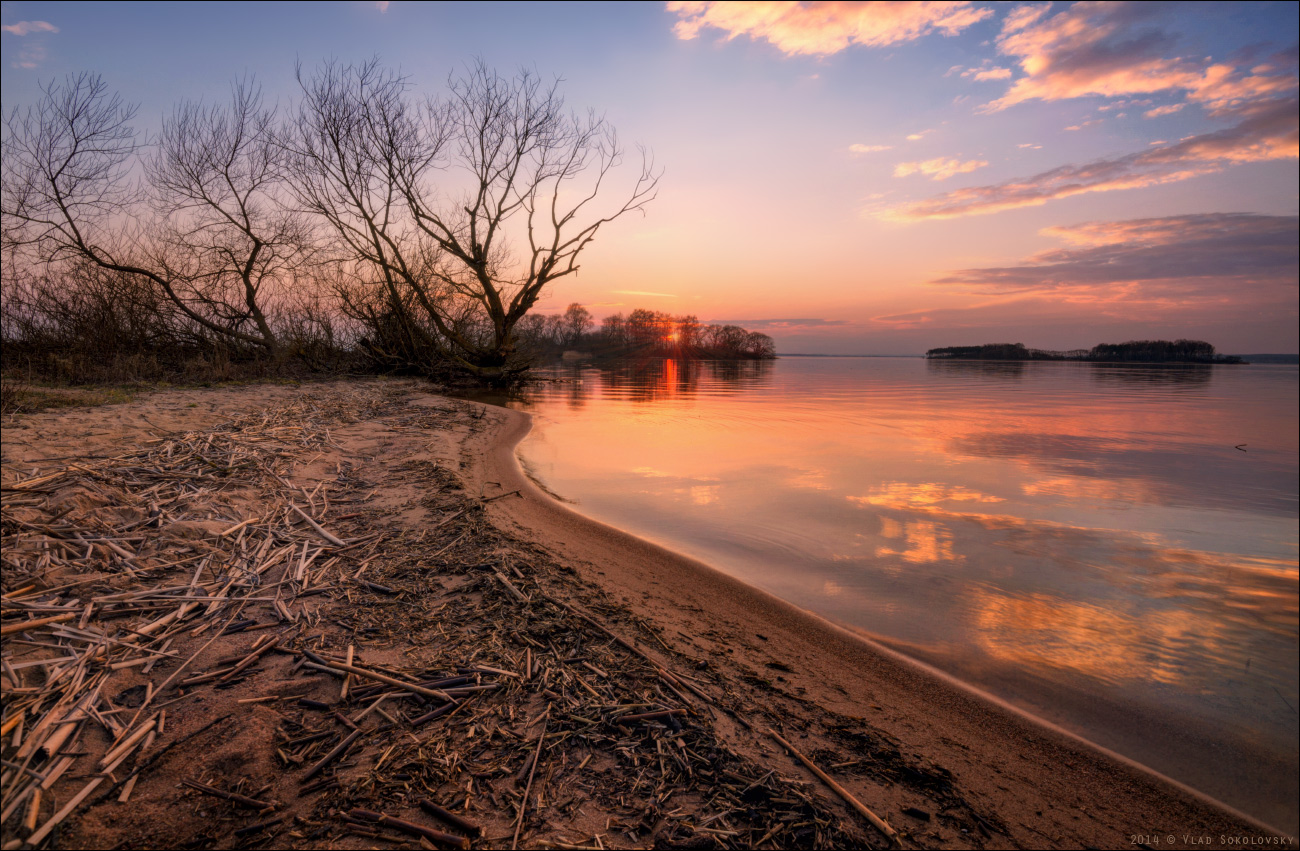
[514,303,776,361]
[925,340,1246,364]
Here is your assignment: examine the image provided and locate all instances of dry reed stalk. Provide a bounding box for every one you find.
[768,728,899,845]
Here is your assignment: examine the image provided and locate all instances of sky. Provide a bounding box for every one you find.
[2,1,1297,354]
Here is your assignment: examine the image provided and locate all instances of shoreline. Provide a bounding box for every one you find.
[0,378,1289,849]
[476,403,1293,840]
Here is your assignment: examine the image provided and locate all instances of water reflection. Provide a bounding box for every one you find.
[925,358,1222,387]
[499,357,1299,828]
[927,358,1026,379]
[1088,362,1215,386]
[948,430,1298,518]
[515,358,775,408]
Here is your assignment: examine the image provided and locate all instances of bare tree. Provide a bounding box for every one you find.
[2,74,139,264]
[145,78,310,357]
[676,314,702,348]
[562,302,592,346]
[286,58,658,382]
[2,73,299,356]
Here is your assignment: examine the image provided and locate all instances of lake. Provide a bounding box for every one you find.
[498,356,1299,831]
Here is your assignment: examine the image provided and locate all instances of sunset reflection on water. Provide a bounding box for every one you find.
[498,356,1299,825]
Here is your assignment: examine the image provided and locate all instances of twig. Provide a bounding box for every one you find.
[302,728,363,781]
[348,809,470,850]
[181,778,275,810]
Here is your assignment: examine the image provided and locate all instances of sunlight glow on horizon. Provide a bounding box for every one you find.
[1,0,1296,353]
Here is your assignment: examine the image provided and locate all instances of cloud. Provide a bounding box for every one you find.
[666,0,993,56]
[1097,98,1151,112]
[894,156,988,180]
[906,129,933,141]
[1144,103,1184,118]
[704,318,852,330]
[885,96,1298,219]
[956,60,1012,81]
[849,143,892,154]
[985,2,1298,113]
[376,1,390,10]
[2,20,58,36]
[931,213,1299,304]
[611,289,677,298]
[999,3,1051,34]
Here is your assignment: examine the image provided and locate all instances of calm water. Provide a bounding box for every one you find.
[499,357,1299,829]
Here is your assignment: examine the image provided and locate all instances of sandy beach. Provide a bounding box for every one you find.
[0,379,1288,849]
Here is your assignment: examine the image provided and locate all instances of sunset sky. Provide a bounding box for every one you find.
[3,1,1297,354]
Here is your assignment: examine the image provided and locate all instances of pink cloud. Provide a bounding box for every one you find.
[999,3,1051,35]
[984,2,1297,113]
[931,213,1299,303]
[1144,103,1184,118]
[849,143,893,154]
[666,0,992,56]
[894,156,988,180]
[885,97,1297,220]
[955,60,1013,81]
[2,20,58,36]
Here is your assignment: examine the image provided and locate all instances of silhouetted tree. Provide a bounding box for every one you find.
[562,302,592,346]
[284,58,658,383]
[2,73,302,356]
[676,314,702,348]
[601,312,627,345]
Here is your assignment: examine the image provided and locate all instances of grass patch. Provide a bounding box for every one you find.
[1,380,142,415]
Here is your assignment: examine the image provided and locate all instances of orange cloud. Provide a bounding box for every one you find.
[886,97,1297,219]
[875,517,959,564]
[971,590,1218,685]
[666,0,992,56]
[849,143,892,154]
[894,156,989,180]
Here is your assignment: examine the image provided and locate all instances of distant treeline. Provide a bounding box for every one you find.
[925,340,1246,364]
[517,304,776,361]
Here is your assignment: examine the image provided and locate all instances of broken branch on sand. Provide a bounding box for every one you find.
[769,728,899,845]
